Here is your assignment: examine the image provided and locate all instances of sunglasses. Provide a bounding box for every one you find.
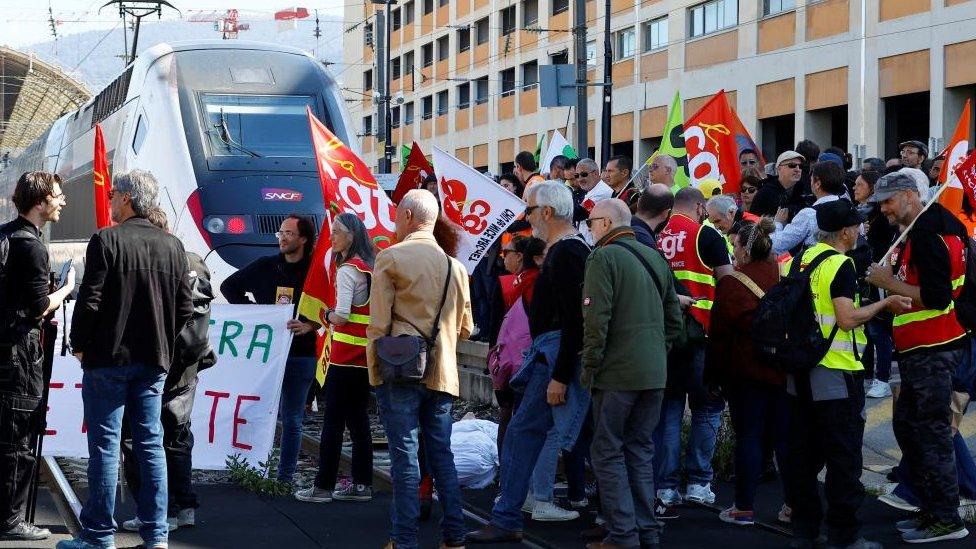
[576,171,591,178]
[524,205,540,216]
[782,163,802,169]
[741,186,757,194]
[584,217,609,227]
[741,160,758,165]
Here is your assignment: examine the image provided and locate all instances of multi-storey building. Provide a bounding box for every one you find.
[342,0,976,175]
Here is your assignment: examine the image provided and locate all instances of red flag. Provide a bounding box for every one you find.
[93,124,112,228]
[392,142,434,204]
[938,99,972,215]
[955,149,976,208]
[684,90,764,194]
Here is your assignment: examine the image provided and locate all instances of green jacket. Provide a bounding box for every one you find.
[581,227,683,391]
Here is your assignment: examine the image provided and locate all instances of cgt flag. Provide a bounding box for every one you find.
[392,141,435,204]
[954,149,976,211]
[299,107,396,383]
[93,123,112,228]
[938,99,972,215]
[432,147,527,273]
[684,90,764,194]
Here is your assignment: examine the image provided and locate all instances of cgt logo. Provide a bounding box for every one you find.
[261,188,303,202]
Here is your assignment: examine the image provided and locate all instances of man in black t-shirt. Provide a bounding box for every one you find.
[220,215,320,484]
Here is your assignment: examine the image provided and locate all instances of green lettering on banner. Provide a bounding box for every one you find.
[246,324,274,363]
[219,321,244,357]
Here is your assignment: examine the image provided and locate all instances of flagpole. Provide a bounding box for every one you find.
[879,183,949,265]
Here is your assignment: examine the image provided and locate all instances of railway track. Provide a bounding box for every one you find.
[39,456,82,536]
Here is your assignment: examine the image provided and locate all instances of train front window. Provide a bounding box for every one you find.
[200,94,315,157]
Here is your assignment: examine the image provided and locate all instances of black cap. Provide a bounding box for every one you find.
[815,199,866,232]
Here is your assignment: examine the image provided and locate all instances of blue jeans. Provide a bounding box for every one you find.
[653,348,725,490]
[277,356,316,483]
[531,408,592,502]
[376,383,464,549]
[864,318,892,382]
[80,364,168,548]
[727,381,791,510]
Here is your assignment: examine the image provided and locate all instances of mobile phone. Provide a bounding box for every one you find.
[57,260,73,290]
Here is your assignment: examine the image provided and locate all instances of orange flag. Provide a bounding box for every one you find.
[684,90,764,194]
[93,124,112,228]
[298,107,397,384]
[938,99,972,215]
[392,142,434,204]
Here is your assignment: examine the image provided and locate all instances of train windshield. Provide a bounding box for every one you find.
[200,94,315,158]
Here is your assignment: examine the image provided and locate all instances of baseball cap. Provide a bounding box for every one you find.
[868,172,921,203]
[697,178,723,198]
[817,152,845,168]
[815,199,866,232]
[777,151,804,166]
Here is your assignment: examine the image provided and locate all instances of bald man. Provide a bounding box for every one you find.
[368,189,473,549]
[581,198,682,549]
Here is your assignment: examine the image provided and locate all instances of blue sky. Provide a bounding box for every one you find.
[0,1,346,48]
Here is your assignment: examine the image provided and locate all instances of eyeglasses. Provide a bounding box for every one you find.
[782,163,802,170]
[524,205,540,216]
[741,186,758,194]
[275,230,298,238]
[576,171,591,178]
[584,216,609,227]
[49,192,65,201]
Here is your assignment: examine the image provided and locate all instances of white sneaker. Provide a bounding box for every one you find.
[569,497,589,509]
[657,488,682,507]
[878,492,920,512]
[684,483,716,505]
[866,379,892,398]
[531,501,580,522]
[521,494,535,513]
[175,508,194,527]
[294,486,333,503]
[121,517,177,532]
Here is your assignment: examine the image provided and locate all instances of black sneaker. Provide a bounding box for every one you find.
[0,521,50,541]
[654,498,680,520]
[901,520,969,544]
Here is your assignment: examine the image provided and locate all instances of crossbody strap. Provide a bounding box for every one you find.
[730,271,765,299]
[427,253,453,345]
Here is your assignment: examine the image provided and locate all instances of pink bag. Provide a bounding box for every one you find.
[487,296,533,390]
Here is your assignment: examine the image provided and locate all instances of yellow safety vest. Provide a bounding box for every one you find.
[803,243,865,371]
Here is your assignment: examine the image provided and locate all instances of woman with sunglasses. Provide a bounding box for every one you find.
[739,173,762,213]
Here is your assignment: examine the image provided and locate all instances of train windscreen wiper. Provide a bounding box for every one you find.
[210,108,262,158]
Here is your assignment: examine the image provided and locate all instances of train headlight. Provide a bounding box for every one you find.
[226,216,247,234]
[206,217,225,234]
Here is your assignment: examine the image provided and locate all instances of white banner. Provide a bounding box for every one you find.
[43,303,294,470]
[433,147,527,273]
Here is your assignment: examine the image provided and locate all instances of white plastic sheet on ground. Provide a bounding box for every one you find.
[451,419,499,489]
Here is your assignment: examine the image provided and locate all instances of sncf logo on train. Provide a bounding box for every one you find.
[261,188,304,202]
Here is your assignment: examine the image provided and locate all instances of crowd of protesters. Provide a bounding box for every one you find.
[1,132,975,549]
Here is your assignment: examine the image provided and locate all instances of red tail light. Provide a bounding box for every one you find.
[226,216,247,234]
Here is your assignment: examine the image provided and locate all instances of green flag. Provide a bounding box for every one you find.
[656,91,690,192]
[533,132,546,164]
[399,144,411,170]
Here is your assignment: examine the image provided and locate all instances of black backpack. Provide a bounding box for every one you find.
[0,227,39,344]
[752,249,840,374]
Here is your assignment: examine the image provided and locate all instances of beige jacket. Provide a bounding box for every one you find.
[366,231,473,396]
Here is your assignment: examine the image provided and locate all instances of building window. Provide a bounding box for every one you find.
[458,27,471,52]
[614,27,637,60]
[423,0,433,15]
[523,0,539,26]
[586,40,597,65]
[391,57,401,80]
[422,42,434,67]
[551,49,569,64]
[500,68,516,96]
[392,8,402,31]
[437,35,450,61]
[404,1,415,24]
[475,76,489,104]
[688,0,738,38]
[763,0,796,16]
[364,69,374,90]
[476,17,490,45]
[501,6,516,36]
[458,82,471,109]
[552,0,569,15]
[439,0,449,6]
[521,60,538,89]
[391,106,401,128]
[404,51,415,76]
[404,102,415,124]
[643,16,668,52]
[363,115,373,136]
[422,95,433,119]
[437,90,449,115]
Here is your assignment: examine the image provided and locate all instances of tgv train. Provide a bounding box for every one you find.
[0,40,353,290]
